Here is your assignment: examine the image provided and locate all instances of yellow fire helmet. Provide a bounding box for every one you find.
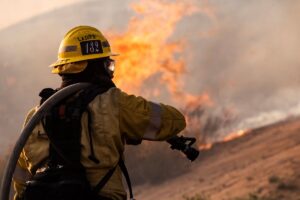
[50,25,118,74]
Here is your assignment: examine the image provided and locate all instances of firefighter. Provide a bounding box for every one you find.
[13,26,186,200]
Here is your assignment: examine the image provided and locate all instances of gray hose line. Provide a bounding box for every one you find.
[0,83,92,200]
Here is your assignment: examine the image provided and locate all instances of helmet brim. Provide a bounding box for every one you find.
[49,52,119,68]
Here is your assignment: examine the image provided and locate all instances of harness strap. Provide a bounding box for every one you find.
[119,159,135,200]
[92,162,119,193]
[93,158,135,200]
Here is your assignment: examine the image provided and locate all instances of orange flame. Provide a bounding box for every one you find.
[108,0,250,149]
[223,129,249,142]
[198,129,250,150]
[109,0,215,105]
[199,143,212,150]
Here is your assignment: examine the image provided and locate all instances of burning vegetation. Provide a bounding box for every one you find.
[111,0,198,97]
[108,0,248,150]
[0,2,299,199]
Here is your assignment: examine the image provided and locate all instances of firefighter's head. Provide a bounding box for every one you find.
[50,26,117,80]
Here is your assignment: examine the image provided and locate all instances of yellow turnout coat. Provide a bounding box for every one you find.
[13,87,186,200]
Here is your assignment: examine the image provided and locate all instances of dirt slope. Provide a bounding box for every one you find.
[134,118,300,200]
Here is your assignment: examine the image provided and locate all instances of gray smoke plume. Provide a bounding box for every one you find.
[180,0,300,140]
[0,0,300,150]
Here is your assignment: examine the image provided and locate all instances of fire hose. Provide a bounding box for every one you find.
[0,83,92,200]
[0,82,199,200]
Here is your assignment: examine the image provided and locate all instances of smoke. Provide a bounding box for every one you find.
[1,0,300,150]
[0,0,134,152]
[0,0,88,30]
[179,0,300,137]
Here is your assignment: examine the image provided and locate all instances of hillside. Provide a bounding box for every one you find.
[1,1,300,198]
[134,118,300,200]
[1,113,299,200]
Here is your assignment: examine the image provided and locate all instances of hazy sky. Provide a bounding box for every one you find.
[0,0,86,30]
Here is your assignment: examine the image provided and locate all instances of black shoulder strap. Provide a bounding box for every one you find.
[119,159,135,200]
[93,158,135,200]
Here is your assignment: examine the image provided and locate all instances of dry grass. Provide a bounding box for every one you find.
[182,193,210,200]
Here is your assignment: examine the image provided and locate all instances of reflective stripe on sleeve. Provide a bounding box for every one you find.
[143,102,162,140]
[13,164,31,182]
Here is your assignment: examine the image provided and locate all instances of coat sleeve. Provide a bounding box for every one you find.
[13,108,36,200]
[119,90,186,143]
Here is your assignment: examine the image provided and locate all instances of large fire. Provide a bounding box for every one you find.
[109,0,247,149]
[109,0,215,104]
